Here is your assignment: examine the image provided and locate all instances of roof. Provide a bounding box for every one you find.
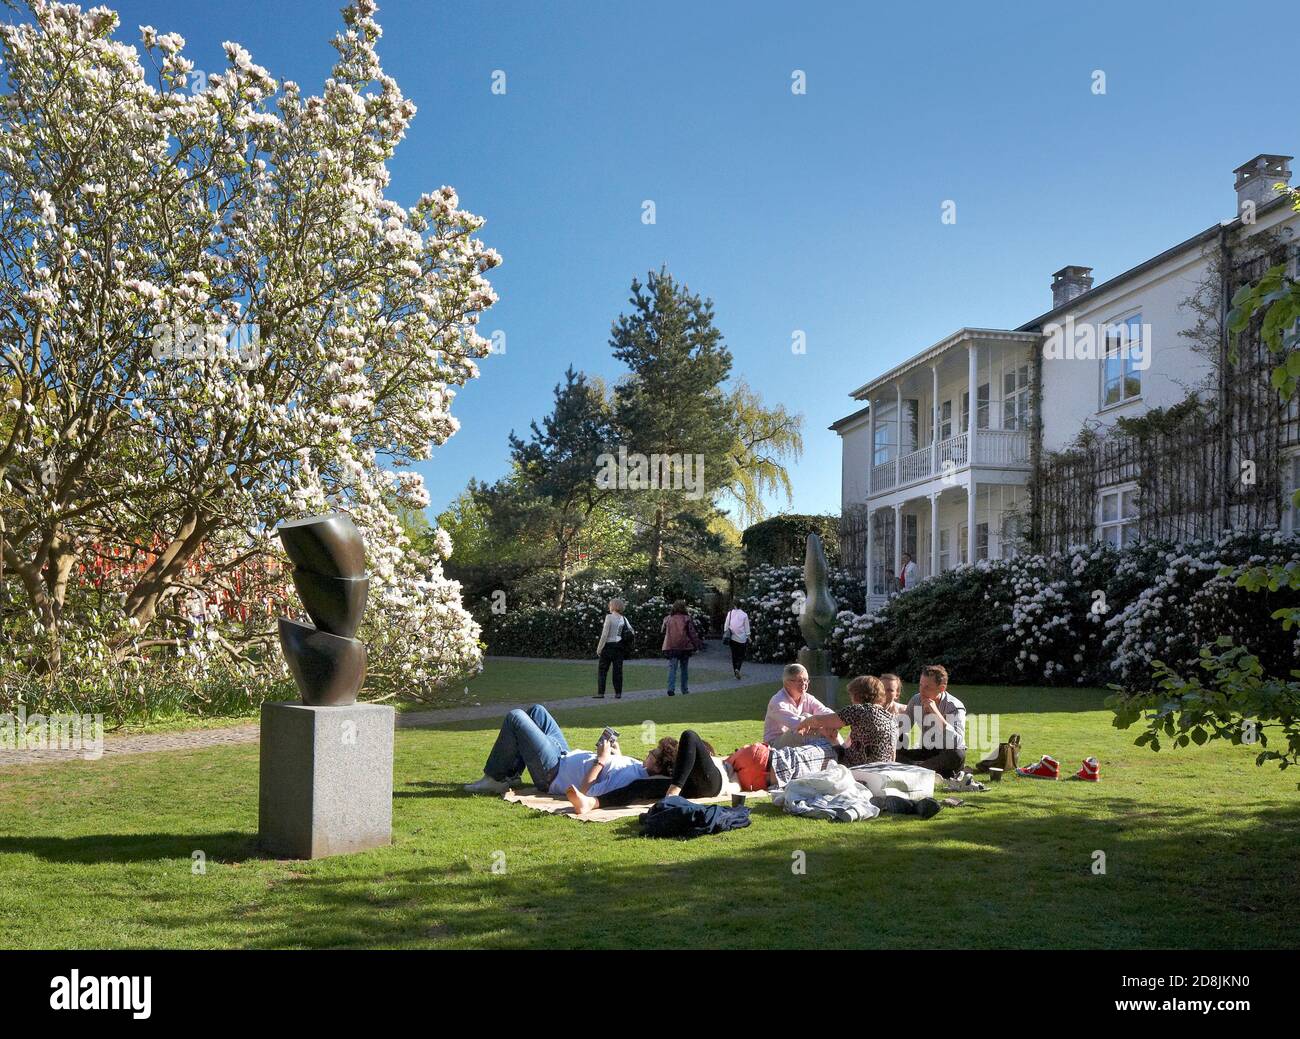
[847,327,1043,401]
[1017,191,1294,331]
[828,403,871,433]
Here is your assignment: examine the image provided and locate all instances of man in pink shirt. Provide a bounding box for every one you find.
[763,663,838,746]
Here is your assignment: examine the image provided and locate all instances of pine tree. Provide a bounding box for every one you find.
[609,268,735,584]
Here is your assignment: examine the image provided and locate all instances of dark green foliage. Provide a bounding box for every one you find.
[741,514,841,568]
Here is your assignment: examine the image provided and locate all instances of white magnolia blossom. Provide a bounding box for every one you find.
[0,1,499,698]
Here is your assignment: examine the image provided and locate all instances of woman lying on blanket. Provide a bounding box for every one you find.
[565,729,735,816]
[464,704,650,800]
[724,737,841,792]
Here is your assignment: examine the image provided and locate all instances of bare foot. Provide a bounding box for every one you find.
[565,784,599,816]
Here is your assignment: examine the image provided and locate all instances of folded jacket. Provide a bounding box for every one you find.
[639,795,752,838]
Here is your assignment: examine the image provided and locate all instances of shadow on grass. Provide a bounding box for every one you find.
[0,831,260,865]
[108,795,1300,949]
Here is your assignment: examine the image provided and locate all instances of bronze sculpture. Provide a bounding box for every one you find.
[797,532,839,706]
[277,513,369,706]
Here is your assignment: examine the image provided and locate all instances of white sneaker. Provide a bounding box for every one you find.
[942,771,987,793]
[464,774,513,794]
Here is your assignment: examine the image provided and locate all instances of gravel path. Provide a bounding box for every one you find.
[0,657,782,769]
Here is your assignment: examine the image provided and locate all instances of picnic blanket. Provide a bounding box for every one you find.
[503,786,770,824]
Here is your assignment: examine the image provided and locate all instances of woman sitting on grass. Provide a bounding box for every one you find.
[795,674,896,766]
[566,729,735,815]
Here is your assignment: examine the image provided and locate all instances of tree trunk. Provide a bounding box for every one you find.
[647,504,665,586]
[553,538,569,609]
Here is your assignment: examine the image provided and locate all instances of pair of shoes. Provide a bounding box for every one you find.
[614,694,622,700]
[464,774,518,794]
[974,733,1021,773]
[666,690,675,697]
[942,771,987,793]
[593,694,605,699]
[1016,755,1102,781]
[734,669,741,680]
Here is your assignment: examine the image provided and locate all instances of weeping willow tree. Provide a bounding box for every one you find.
[723,380,804,525]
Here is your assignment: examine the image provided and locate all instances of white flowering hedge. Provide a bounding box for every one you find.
[734,564,866,664]
[827,531,1300,690]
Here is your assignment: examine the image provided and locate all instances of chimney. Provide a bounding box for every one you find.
[1233,153,1293,213]
[1051,265,1093,309]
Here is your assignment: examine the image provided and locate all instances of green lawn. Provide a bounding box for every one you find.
[402,657,735,710]
[1,682,1295,949]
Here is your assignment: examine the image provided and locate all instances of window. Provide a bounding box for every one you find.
[958,523,968,565]
[903,513,918,561]
[938,529,951,572]
[976,522,989,561]
[1098,486,1140,546]
[1000,514,1023,559]
[939,400,953,441]
[905,399,920,452]
[873,422,890,465]
[1002,366,1032,430]
[1102,313,1143,407]
[961,384,991,431]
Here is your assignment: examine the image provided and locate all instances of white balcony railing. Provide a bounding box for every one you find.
[867,429,1030,497]
[870,459,896,493]
[975,428,1031,465]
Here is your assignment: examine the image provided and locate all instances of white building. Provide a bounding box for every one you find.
[833,153,1300,609]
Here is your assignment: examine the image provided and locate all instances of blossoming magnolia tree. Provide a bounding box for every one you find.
[0,1,499,702]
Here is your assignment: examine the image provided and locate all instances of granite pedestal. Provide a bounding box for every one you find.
[798,646,837,708]
[258,701,395,859]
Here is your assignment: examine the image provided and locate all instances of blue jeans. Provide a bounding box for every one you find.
[483,704,570,789]
[666,654,690,694]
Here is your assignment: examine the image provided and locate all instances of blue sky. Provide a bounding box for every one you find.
[99,0,1297,522]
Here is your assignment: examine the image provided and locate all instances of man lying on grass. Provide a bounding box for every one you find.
[464,704,651,800]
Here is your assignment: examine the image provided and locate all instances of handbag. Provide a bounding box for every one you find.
[721,610,733,644]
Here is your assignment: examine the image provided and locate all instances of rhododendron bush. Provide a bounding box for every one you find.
[483,578,711,660]
[826,532,1300,690]
[0,1,498,713]
[734,564,865,664]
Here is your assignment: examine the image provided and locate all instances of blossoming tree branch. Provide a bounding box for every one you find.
[0,1,499,696]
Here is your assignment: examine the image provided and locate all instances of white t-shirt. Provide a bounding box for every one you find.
[549,751,647,797]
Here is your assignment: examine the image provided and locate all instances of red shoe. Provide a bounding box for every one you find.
[1069,756,1100,782]
[1016,754,1059,780]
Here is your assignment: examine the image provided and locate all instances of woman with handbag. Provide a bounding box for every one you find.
[660,600,703,696]
[594,598,634,699]
[722,603,750,679]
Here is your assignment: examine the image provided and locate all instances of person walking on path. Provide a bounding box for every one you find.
[722,603,751,679]
[661,600,704,697]
[594,598,634,699]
